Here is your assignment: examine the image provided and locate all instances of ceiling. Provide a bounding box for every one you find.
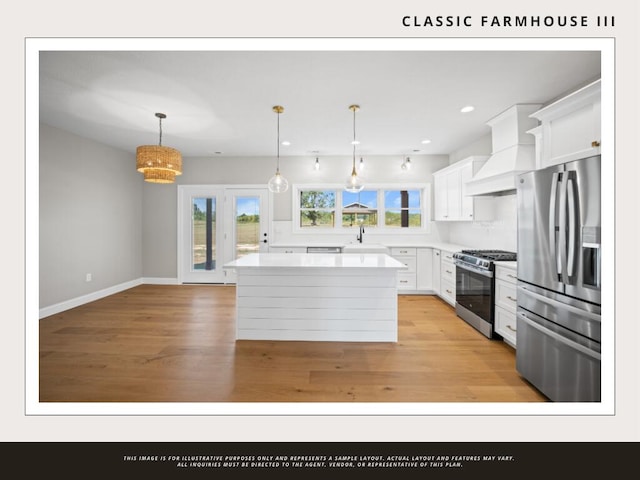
[38,46,601,159]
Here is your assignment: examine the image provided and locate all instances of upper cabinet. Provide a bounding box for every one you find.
[433,156,492,221]
[530,79,601,169]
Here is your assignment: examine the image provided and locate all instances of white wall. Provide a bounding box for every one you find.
[140,153,452,278]
[443,133,519,252]
[39,124,143,310]
[447,194,518,251]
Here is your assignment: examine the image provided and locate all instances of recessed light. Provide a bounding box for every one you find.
[281,141,291,146]
[351,140,360,145]
[421,139,431,145]
[460,105,475,113]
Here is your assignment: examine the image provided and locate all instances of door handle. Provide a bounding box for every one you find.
[566,173,577,278]
[558,172,569,283]
[518,285,601,322]
[549,172,562,277]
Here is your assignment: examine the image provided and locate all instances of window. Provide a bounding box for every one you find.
[384,189,422,228]
[299,190,336,228]
[342,190,378,227]
[294,184,430,233]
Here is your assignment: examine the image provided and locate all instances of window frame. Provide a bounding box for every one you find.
[292,183,431,234]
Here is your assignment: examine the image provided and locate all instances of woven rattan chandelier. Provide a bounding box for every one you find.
[136,113,182,183]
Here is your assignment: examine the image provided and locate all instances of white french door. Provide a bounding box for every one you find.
[223,188,270,284]
[178,186,270,284]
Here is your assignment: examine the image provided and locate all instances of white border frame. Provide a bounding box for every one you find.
[26,37,615,419]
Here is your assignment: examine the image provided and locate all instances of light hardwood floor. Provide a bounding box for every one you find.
[39,284,547,403]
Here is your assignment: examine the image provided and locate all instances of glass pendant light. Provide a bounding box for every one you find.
[268,105,289,193]
[345,104,365,193]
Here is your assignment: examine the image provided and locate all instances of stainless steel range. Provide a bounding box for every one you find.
[452,249,517,339]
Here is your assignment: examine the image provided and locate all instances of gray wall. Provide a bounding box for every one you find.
[39,124,143,308]
[40,124,450,301]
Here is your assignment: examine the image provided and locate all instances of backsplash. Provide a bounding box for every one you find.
[447,194,518,252]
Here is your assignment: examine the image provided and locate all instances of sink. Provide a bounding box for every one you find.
[342,243,389,254]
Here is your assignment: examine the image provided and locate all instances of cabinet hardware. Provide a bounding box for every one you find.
[507,296,517,302]
[591,140,600,147]
[446,289,452,294]
[446,270,452,274]
[507,325,516,332]
[507,274,517,279]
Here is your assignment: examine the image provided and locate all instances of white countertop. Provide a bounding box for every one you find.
[270,241,470,253]
[495,261,518,269]
[224,253,407,269]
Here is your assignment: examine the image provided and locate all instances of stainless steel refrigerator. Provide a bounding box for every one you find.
[516,154,601,402]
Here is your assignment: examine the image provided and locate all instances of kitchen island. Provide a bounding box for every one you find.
[223,253,406,342]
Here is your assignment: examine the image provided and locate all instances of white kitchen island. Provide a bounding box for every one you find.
[223,253,406,342]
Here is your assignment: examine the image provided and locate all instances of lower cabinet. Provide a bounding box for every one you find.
[494,264,518,348]
[416,248,433,291]
[439,250,456,306]
[272,245,437,294]
[432,249,441,295]
[390,247,417,291]
[388,247,434,293]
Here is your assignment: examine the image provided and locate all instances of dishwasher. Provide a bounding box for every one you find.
[306,246,342,254]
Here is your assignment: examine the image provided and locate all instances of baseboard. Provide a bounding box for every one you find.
[142,277,180,285]
[39,278,143,319]
[39,277,182,318]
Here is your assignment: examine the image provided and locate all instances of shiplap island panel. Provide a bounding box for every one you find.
[223,253,406,342]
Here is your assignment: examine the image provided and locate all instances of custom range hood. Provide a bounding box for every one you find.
[465,104,542,197]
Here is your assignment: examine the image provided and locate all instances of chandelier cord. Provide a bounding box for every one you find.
[158,116,163,146]
[276,110,280,171]
[352,106,357,170]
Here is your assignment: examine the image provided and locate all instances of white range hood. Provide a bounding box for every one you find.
[465,104,542,197]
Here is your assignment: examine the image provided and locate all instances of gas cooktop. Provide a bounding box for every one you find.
[460,249,517,261]
[453,249,517,271]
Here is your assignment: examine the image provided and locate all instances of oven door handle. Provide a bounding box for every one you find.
[453,261,493,278]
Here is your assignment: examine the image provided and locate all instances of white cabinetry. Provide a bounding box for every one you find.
[433,156,491,221]
[439,250,456,306]
[390,247,417,291]
[416,248,433,291]
[494,263,518,348]
[388,247,434,293]
[432,249,441,295]
[530,79,601,169]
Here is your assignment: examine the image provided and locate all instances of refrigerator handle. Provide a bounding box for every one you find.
[558,172,569,283]
[567,172,577,279]
[518,285,601,322]
[518,312,601,361]
[549,172,562,278]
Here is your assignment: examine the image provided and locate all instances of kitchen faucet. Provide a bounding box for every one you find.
[357,225,365,243]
